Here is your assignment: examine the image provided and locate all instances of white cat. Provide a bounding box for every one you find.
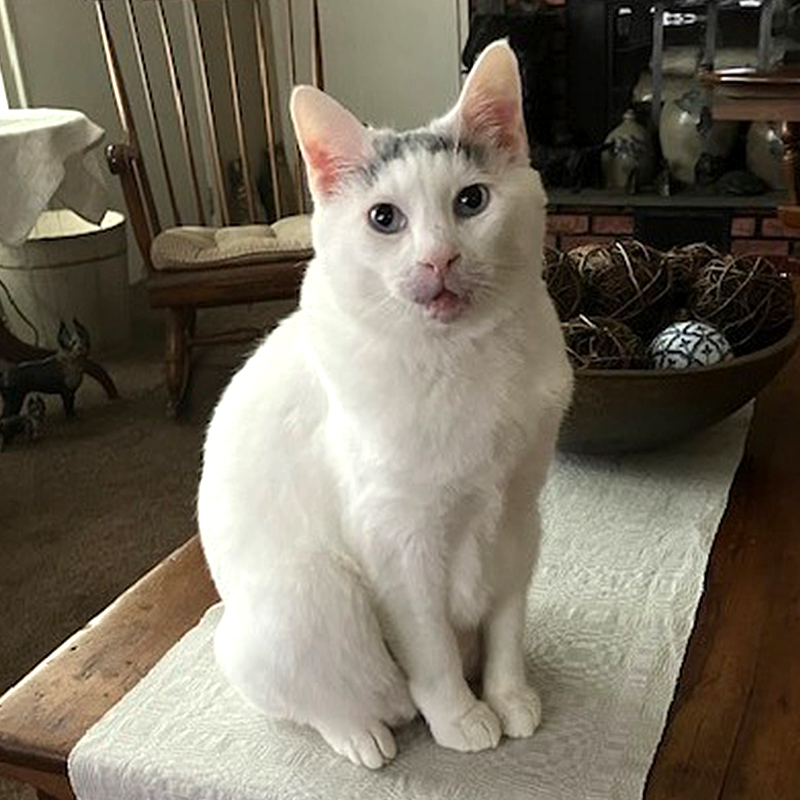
[198,40,572,769]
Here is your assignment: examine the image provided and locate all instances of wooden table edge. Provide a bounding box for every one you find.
[0,535,218,795]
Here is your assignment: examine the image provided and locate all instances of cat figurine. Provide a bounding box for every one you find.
[0,319,90,418]
[198,40,572,769]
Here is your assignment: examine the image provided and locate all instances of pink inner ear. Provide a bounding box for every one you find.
[304,142,343,197]
[291,86,370,199]
[462,95,525,153]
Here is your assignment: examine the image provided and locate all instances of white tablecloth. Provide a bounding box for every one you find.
[0,108,108,246]
[68,406,753,800]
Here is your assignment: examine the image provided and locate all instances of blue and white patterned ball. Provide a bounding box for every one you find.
[649,320,734,369]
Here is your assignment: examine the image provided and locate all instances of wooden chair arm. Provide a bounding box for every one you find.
[104,142,156,275]
[105,142,135,176]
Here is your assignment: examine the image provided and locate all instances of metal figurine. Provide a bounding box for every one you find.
[0,320,90,418]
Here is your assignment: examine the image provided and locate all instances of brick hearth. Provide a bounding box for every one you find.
[546,203,800,275]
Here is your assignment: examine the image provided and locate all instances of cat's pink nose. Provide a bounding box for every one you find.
[421,249,460,277]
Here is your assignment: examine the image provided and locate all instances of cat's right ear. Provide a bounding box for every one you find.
[290,86,371,200]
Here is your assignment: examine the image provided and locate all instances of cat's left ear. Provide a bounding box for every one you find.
[291,86,372,199]
[451,39,528,162]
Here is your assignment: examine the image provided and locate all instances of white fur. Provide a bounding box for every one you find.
[198,40,572,769]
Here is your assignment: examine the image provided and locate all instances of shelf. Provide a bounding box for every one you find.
[657,0,769,9]
[547,188,788,209]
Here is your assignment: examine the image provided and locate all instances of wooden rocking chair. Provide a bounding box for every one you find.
[93,0,321,415]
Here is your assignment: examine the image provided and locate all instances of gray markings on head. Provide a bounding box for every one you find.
[358,131,486,185]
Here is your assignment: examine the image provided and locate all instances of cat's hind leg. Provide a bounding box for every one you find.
[214,554,416,768]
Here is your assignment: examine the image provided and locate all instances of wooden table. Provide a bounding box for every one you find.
[1,346,799,799]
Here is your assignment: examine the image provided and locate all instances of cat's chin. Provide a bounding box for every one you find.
[425,289,470,324]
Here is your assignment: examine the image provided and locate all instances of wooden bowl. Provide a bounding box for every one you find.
[558,319,800,454]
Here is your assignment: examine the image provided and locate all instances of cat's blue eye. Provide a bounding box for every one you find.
[368,203,406,234]
[454,184,490,218]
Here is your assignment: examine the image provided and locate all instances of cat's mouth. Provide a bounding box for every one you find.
[426,287,470,323]
[405,268,471,323]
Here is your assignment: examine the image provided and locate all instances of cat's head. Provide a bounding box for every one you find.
[290,40,546,331]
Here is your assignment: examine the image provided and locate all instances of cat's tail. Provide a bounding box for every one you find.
[213,552,416,768]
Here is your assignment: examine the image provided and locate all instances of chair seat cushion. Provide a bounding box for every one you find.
[150,215,313,271]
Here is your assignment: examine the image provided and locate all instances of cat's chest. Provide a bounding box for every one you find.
[326,350,535,482]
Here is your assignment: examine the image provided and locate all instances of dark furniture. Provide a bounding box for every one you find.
[706,65,800,229]
[567,0,652,146]
[465,1,652,149]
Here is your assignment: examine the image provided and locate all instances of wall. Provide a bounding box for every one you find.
[320,0,464,130]
[0,0,28,108]
[5,0,119,138]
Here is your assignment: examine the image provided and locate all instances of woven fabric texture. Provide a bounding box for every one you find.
[150,215,312,271]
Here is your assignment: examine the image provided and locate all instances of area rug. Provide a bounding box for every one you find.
[67,407,753,800]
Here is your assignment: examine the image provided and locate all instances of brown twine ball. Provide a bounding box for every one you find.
[562,315,646,370]
[689,254,796,355]
[543,246,582,321]
[569,240,672,338]
[663,242,723,302]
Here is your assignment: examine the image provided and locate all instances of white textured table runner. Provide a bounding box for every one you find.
[68,407,753,800]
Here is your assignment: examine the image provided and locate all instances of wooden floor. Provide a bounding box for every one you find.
[1,335,799,800]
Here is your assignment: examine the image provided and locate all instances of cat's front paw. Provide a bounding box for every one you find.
[429,700,502,752]
[485,684,542,738]
[318,720,397,770]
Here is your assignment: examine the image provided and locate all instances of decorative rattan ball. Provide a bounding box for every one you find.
[543,247,582,321]
[689,254,796,354]
[569,240,672,337]
[562,315,646,370]
[663,242,723,301]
